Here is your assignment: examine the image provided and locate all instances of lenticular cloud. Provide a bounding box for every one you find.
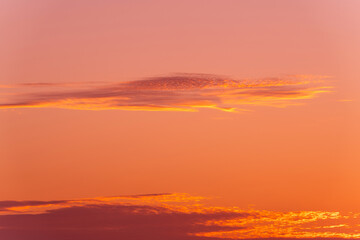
[0,73,332,112]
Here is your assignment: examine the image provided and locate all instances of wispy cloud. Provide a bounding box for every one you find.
[0,193,359,240]
[0,73,332,112]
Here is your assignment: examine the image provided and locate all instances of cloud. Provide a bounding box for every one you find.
[0,193,359,240]
[0,200,67,212]
[0,73,332,112]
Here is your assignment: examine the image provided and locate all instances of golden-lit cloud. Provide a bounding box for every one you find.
[0,73,332,112]
[0,193,359,240]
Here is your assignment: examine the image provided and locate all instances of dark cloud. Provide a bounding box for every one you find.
[0,202,247,240]
[0,193,358,240]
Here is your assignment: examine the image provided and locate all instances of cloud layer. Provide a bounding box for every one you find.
[0,73,332,112]
[1,193,359,240]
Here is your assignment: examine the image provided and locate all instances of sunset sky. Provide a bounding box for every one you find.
[1,0,360,239]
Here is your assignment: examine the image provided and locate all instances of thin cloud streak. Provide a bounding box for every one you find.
[0,193,359,240]
[0,73,332,112]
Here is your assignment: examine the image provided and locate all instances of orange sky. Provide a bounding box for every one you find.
[1,1,360,238]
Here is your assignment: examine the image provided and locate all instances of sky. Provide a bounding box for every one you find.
[0,0,360,239]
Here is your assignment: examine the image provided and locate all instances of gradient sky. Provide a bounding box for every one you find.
[1,1,360,239]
